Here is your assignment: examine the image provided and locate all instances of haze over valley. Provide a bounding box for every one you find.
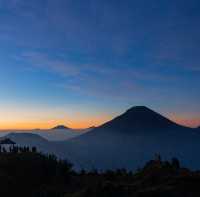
[1,106,199,171]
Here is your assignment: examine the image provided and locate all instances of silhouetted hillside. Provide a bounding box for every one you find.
[0,150,200,197]
[0,149,72,197]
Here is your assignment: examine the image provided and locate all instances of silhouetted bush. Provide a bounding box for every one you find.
[0,149,200,197]
[172,157,180,169]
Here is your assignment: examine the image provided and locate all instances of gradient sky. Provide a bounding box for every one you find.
[0,0,200,129]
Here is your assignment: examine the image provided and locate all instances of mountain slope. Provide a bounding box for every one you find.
[95,106,185,132]
[57,106,200,170]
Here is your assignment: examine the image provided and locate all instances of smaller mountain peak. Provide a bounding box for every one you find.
[52,125,70,130]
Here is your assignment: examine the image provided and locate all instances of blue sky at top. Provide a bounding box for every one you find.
[0,0,200,128]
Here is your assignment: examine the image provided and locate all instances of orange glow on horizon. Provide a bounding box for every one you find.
[0,104,114,130]
[0,110,199,130]
[169,114,200,128]
[0,118,199,131]
[0,116,113,130]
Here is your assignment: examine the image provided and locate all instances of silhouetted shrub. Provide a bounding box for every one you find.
[0,150,200,197]
[172,157,180,169]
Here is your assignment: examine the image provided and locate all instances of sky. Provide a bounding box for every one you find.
[0,0,200,129]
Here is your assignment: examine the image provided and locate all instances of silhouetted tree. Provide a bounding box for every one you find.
[2,147,6,153]
[80,169,86,176]
[172,157,180,169]
[155,153,161,162]
[32,146,37,153]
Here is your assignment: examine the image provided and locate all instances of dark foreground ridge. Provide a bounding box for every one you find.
[0,147,200,197]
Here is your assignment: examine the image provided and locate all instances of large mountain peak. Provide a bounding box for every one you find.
[100,106,181,131]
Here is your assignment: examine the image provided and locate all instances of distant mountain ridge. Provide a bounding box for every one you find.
[6,133,48,144]
[0,126,91,142]
[5,132,58,155]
